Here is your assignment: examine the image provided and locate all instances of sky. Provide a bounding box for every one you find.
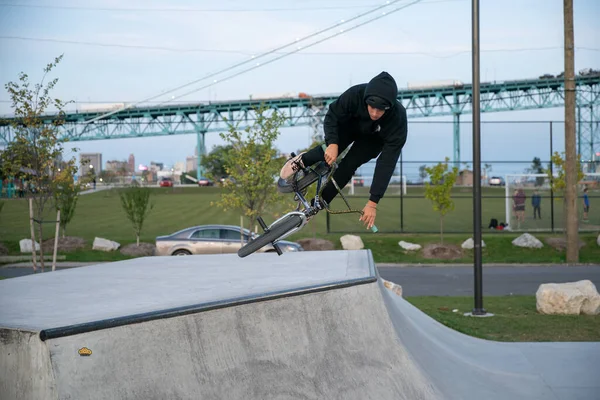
[0,0,599,180]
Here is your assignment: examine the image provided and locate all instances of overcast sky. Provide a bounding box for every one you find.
[0,0,598,178]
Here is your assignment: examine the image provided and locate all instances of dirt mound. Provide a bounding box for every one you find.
[42,236,86,253]
[0,242,8,255]
[120,243,156,257]
[295,238,335,251]
[422,244,463,260]
[545,237,586,251]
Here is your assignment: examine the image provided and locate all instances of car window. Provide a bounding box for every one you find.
[190,229,219,239]
[220,229,247,241]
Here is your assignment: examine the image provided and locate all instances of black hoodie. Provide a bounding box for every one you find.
[323,71,408,204]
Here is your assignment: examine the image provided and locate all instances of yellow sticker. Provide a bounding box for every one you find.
[78,347,92,356]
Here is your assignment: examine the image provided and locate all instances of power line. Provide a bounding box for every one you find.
[78,0,411,124]
[2,36,597,57]
[0,0,465,13]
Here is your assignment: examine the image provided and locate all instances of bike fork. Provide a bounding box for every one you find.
[256,216,283,255]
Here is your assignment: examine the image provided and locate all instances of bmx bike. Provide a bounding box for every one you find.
[237,150,378,258]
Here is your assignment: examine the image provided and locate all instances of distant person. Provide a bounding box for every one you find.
[93,177,96,190]
[582,187,590,222]
[531,190,541,219]
[512,188,526,224]
[279,71,408,230]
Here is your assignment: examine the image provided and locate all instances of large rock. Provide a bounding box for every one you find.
[597,234,600,247]
[42,236,86,253]
[512,233,543,249]
[295,238,335,251]
[19,239,40,253]
[461,238,486,250]
[92,237,121,252]
[398,241,421,251]
[340,235,364,250]
[536,280,600,315]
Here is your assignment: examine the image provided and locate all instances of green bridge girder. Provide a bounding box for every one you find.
[1,76,599,176]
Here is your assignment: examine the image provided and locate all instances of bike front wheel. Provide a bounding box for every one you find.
[237,214,304,258]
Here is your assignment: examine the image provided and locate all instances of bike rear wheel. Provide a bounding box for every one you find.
[237,214,304,258]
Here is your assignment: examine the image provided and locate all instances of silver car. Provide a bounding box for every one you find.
[155,224,304,256]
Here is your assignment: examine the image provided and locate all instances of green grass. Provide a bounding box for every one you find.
[408,296,600,342]
[0,186,598,264]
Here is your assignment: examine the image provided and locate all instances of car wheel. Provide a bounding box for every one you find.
[172,249,192,256]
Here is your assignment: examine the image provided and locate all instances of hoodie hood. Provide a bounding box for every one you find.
[364,71,398,110]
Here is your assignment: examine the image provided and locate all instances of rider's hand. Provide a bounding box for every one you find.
[360,201,377,229]
[324,144,339,165]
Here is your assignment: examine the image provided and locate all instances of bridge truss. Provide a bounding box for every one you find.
[1,76,599,177]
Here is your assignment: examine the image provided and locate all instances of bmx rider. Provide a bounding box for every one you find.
[280,71,408,230]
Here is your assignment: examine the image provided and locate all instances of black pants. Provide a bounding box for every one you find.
[533,206,541,219]
[301,133,383,204]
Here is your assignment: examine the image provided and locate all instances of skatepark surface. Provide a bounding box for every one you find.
[1,250,599,400]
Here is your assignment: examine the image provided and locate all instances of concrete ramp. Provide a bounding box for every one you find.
[1,250,598,400]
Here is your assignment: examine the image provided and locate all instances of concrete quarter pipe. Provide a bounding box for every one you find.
[0,250,598,400]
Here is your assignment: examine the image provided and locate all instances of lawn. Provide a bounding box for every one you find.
[407,296,600,342]
[0,186,598,264]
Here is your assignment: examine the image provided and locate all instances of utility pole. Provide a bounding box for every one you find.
[564,0,579,263]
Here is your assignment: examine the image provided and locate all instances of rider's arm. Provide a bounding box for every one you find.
[369,115,407,204]
[323,86,361,146]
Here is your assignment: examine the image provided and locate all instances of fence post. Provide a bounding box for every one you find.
[326,211,330,234]
[550,121,555,232]
[400,151,404,232]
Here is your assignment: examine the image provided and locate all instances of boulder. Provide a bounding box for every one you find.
[340,235,364,250]
[19,239,40,253]
[92,237,121,252]
[512,233,543,249]
[536,280,600,315]
[461,238,486,250]
[398,241,421,251]
[597,234,600,247]
[295,238,335,251]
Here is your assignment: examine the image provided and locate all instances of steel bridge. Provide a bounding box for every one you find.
[1,75,598,177]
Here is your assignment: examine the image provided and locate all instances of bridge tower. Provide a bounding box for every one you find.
[308,98,326,143]
[577,103,600,171]
[194,112,207,180]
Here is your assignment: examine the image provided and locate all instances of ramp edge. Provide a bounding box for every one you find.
[40,250,377,341]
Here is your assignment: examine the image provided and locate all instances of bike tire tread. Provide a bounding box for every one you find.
[237,214,304,258]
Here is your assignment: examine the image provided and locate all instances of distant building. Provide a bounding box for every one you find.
[456,170,473,186]
[186,156,198,173]
[150,161,164,172]
[80,153,102,176]
[105,160,129,173]
[128,154,135,173]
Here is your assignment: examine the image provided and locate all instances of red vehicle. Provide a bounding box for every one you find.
[159,177,174,187]
[198,177,214,187]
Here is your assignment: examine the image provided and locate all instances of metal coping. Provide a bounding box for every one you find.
[39,250,377,341]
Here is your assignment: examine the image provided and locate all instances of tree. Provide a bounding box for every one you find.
[53,170,80,237]
[545,151,585,237]
[424,157,459,244]
[1,55,78,272]
[483,163,492,182]
[545,151,584,193]
[419,164,428,183]
[119,186,154,246]
[211,107,292,229]
[201,145,233,179]
[528,157,545,186]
